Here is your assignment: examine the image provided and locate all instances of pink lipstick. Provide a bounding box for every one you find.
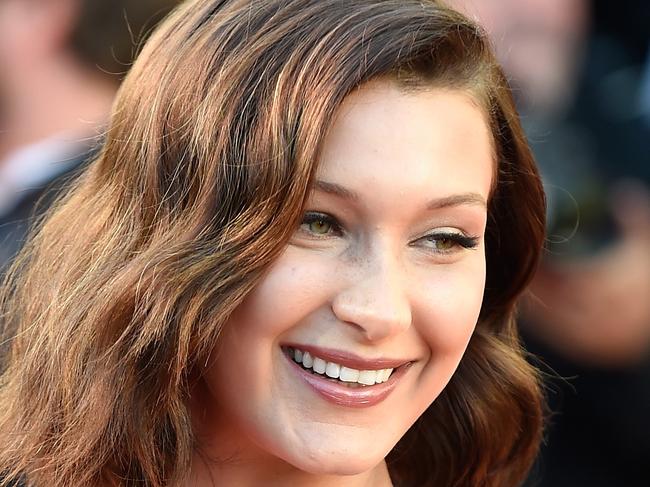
[282,345,412,408]
[283,344,410,370]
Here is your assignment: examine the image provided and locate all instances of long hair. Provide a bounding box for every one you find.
[0,1,546,486]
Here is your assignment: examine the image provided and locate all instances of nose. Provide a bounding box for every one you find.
[331,250,412,342]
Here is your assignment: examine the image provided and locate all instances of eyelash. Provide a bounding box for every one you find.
[298,212,479,252]
[413,232,479,252]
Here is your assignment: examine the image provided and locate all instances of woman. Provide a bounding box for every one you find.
[0,0,546,486]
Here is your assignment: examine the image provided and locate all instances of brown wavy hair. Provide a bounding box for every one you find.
[0,1,546,486]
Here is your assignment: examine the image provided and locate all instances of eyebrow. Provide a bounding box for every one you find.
[313,180,487,209]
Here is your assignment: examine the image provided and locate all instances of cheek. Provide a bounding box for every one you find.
[413,258,486,354]
[404,260,485,414]
[233,247,336,334]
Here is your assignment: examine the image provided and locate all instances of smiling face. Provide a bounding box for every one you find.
[197,81,494,482]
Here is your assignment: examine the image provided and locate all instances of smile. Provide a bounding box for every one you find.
[281,345,412,408]
[286,346,393,387]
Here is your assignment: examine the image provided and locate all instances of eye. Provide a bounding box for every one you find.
[414,231,479,253]
[299,212,343,238]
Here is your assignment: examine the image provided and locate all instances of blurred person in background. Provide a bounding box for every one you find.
[0,0,180,271]
[450,0,650,485]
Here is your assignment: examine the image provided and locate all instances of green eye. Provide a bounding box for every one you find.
[299,212,341,237]
[416,232,479,253]
[307,219,332,235]
[429,237,455,250]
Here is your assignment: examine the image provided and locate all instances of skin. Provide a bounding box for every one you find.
[191,81,494,487]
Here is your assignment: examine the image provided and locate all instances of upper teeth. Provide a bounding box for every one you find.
[290,348,393,385]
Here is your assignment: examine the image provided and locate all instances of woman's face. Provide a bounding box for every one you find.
[199,81,494,478]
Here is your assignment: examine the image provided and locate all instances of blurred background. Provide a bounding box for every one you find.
[449,0,650,485]
[1,0,649,485]
[0,0,180,271]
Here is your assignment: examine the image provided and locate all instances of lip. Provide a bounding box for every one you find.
[282,347,412,408]
[281,343,410,370]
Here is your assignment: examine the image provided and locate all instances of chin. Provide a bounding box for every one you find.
[290,455,383,477]
[274,438,391,477]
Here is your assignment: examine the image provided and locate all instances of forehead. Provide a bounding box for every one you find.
[316,81,494,208]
